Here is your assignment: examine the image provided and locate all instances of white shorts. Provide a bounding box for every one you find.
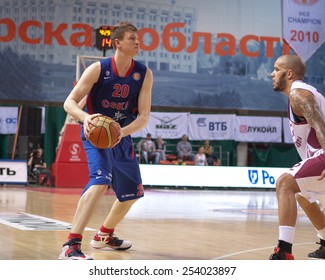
[285,151,325,207]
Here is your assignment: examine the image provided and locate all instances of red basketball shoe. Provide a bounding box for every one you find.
[91,233,132,250]
[269,247,294,260]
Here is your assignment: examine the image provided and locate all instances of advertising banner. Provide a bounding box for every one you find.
[188,114,236,140]
[0,107,18,134]
[132,112,189,139]
[140,165,287,188]
[234,116,282,143]
[0,160,28,184]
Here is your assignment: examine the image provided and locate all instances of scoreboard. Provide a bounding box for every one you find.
[95,26,113,51]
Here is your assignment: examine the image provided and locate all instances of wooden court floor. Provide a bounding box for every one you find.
[0,184,320,260]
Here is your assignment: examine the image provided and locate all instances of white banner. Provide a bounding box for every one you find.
[283,0,325,62]
[132,112,189,139]
[0,160,28,184]
[283,117,294,144]
[188,114,236,140]
[140,165,287,188]
[234,116,282,143]
[0,107,18,134]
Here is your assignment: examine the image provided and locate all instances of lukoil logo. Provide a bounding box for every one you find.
[248,169,276,185]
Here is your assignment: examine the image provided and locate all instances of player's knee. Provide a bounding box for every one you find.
[276,173,298,194]
[82,182,109,197]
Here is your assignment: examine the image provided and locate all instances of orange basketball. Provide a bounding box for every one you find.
[88,115,120,149]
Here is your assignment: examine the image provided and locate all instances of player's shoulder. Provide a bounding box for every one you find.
[87,60,102,71]
[133,59,147,71]
[99,57,112,67]
[291,80,317,93]
[134,60,153,81]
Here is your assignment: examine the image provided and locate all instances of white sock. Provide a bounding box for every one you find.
[279,226,295,244]
[98,231,108,235]
[316,228,325,240]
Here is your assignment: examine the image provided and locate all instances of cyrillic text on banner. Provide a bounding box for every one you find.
[234,116,282,143]
[188,114,236,140]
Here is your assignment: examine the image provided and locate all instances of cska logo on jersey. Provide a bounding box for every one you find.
[133,72,141,81]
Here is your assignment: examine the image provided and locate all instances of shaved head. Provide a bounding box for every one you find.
[276,55,306,79]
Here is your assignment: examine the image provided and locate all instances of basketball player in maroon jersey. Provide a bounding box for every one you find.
[270,54,325,260]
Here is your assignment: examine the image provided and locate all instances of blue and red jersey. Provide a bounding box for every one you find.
[86,56,147,127]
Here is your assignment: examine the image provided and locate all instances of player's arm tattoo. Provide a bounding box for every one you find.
[291,90,325,151]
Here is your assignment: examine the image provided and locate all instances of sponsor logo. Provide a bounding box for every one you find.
[151,115,181,129]
[113,111,126,121]
[240,125,248,133]
[248,169,276,185]
[0,117,17,124]
[196,118,206,127]
[133,72,141,81]
[69,143,82,162]
[248,170,259,184]
[104,70,110,79]
[239,125,277,134]
[69,143,81,155]
[121,194,136,198]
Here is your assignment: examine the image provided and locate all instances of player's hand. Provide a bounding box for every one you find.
[83,113,101,139]
[317,169,325,181]
[111,123,123,148]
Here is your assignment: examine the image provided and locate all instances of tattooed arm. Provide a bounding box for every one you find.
[289,88,325,180]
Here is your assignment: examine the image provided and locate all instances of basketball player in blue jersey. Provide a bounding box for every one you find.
[59,22,153,260]
[269,54,325,260]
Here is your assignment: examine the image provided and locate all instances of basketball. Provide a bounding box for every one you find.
[88,115,120,149]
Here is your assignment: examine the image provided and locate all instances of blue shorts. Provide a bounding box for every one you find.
[82,135,144,202]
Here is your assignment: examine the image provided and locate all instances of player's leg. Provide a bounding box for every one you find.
[296,194,325,259]
[269,173,300,260]
[270,153,325,260]
[59,141,112,260]
[91,198,138,250]
[102,198,138,229]
[59,184,108,260]
[70,185,108,234]
[91,136,143,251]
[296,194,325,232]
